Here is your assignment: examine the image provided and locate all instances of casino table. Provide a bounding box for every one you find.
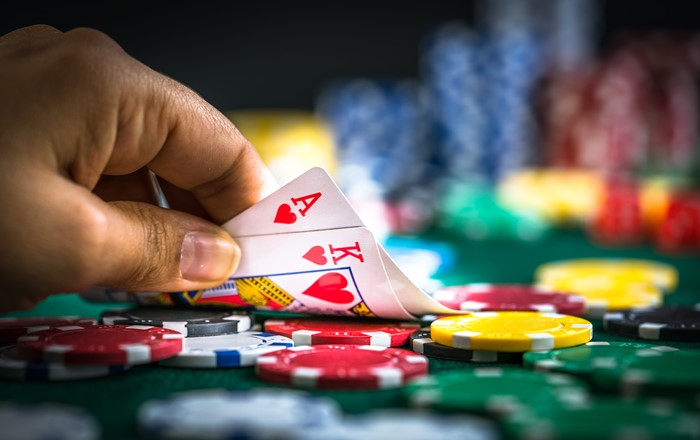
[1,227,699,439]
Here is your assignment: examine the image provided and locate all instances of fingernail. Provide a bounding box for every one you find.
[180,232,238,281]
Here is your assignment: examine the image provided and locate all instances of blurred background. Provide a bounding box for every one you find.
[3,1,700,259]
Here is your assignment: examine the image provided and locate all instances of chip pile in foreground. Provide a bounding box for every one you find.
[502,397,700,440]
[138,388,342,440]
[523,341,677,377]
[303,409,501,440]
[591,347,700,400]
[404,368,590,416]
[16,324,184,365]
[256,344,429,390]
[263,317,420,346]
[0,401,101,440]
[430,312,593,352]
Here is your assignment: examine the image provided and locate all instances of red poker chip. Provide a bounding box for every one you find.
[0,317,97,343]
[16,324,184,365]
[255,344,428,390]
[431,284,586,316]
[263,318,420,347]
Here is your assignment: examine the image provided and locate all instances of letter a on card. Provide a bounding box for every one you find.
[223,167,364,237]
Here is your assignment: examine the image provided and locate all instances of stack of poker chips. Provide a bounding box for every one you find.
[315,78,437,238]
[0,308,290,381]
[539,32,700,178]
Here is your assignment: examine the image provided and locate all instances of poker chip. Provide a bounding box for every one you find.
[304,409,500,440]
[431,283,586,315]
[0,401,101,440]
[405,368,590,416]
[430,312,593,352]
[537,276,663,318]
[0,316,97,343]
[157,331,293,368]
[523,341,678,376]
[16,324,183,365]
[138,387,342,440]
[0,345,130,381]
[100,307,252,337]
[409,328,523,363]
[534,258,678,293]
[256,344,429,390]
[603,305,700,341]
[591,347,700,396]
[503,397,700,440]
[263,317,420,346]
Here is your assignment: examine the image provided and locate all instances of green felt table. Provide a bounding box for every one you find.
[1,228,699,440]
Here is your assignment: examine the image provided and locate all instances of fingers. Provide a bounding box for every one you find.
[0,24,61,45]
[97,201,240,292]
[107,68,279,223]
[0,172,240,301]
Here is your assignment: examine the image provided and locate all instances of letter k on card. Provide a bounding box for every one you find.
[224,167,364,237]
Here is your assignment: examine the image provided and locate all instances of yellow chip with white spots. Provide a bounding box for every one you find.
[534,258,678,293]
[430,312,592,352]
[537,277,663,318]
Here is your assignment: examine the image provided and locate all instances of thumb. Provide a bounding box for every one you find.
[99,201,240,292]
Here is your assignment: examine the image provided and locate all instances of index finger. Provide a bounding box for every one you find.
[86,31,278,222]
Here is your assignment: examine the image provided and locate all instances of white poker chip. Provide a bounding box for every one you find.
[157,331,293,368]
[304,409,500,440]
[0,345,130,381]
[0,401,101,440]
[138,388,342,439]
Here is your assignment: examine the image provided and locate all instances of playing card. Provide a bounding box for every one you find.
[223,167,363,237]
[230,227,414,319]
[80,167,460,319]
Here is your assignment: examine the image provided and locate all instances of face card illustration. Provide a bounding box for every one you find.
[223,167,363,237]
[231,227,414,319]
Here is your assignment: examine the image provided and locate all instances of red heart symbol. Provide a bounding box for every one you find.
[302,246,327,265]
[302,272,354,304]
[274,204,297,224]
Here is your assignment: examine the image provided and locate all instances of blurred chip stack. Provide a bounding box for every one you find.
[316,79,436,239]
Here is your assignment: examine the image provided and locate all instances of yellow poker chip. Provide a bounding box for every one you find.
[430,312,593,353]
[534,258,678,293]
[537,277,663,318]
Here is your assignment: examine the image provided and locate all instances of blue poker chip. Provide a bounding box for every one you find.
[157,331,293,368]
[0,345,129,381]
[138,388,342,440]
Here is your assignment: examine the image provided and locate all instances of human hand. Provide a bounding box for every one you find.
[0,25,276,311]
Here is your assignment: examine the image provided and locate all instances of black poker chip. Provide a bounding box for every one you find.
[603,305,700,341]
[100,307,252,337]
[409,328,523,363]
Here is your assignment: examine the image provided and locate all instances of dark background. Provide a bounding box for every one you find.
[2,1,699,112]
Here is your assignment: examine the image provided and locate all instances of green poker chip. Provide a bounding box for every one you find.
[503,397,700,440]
[404,367,590,417]
[591,348,700,396]
[523,341,677,376]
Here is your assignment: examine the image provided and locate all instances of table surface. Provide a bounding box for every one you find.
[2,228,699,440]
